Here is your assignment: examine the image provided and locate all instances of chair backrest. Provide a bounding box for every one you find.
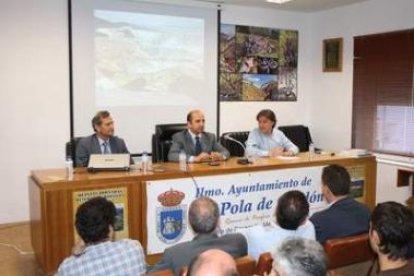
[179,255,255,276]
[278,125,312,152]
[220,131,250,157]
[236,255,256,276]
[65,137,83,166]
[254,252,273,276]
[324,233,375,270]
[145,269,174,276]
[152,123,187,162]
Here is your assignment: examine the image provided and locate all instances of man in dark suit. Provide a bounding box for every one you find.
[75,110,130,167]
[168,110,230,163]
[310,164,370,244]
[148,197,247,275]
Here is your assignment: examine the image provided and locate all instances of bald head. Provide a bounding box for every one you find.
[186,109,205,135]
[187,249,238,276]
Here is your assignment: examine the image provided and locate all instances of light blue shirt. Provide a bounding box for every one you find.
[97,137,112,154]
[242,220,316,260]
[246,128,299,157]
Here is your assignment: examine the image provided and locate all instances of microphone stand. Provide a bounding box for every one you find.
[223,134,250,165]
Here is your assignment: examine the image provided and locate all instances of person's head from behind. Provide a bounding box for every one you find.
[189,196,219,234]
[276,190,309,230]
[92,110,114,140]
[187,249,238,276]
[256,109,277,135]
[369,201,414,261]
[75,197,116,244]
[187,110,205,135]
[270,238,327,276]
[321,164,350,203]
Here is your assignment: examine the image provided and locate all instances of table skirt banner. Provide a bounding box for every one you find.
[145,165,331,254]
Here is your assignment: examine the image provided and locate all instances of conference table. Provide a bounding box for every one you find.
[29,153,376,275]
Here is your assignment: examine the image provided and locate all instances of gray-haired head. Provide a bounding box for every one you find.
[271,238,327,276]
[189,196,220,234]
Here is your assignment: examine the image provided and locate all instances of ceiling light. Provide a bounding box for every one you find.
[266,0,294,4]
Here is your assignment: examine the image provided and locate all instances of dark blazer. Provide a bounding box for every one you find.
[147,233,247,275]
[310,197,370,244]
[75,134,129,167]
[168,130,230,162]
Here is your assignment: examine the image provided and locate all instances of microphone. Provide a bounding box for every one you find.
[223,134,250,165]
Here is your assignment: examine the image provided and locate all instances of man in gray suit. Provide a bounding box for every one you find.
[148,197,247,275]
[75,110,130,167]
[168,110,230,163]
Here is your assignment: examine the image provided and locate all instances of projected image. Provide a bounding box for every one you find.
[219,25,298,102]
[94,10,204,106]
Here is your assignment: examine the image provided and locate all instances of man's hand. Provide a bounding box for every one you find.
[283,150,296,156]
[210,151,224,161]
[270,148,284,157]
[194,152,211,163]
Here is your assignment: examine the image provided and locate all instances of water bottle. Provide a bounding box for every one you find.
[142,151,149,174]
[179,150,187,171]
[308,143,315,161]
[65,156,74,180]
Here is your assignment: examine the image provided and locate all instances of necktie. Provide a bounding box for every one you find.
[195,136,202,156]
[103,142,109,154]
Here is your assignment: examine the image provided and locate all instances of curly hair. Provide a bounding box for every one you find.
[75,197,116,244]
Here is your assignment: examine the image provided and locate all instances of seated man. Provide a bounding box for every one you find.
[148,196,247,275]
[368,202,414,275]
[270,238,327,276]
[310,164,370,244]
[57,197,146,276]
[75,110,130,167]
[186,249,239,276]
[246,109,299,157]
[243,190,315,260]
[168,109,230,163]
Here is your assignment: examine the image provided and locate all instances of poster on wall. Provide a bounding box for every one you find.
[72,187,129,242]
[146,166,326,254]
[220,24,298,101]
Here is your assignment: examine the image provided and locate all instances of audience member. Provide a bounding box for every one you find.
[243,190,315,260]
[269,238,327,276]
[168,110,230,163]
[406,196,414,259]
[246,109,298,157]
[75,110,130,167]
[310,164,370,244]
[368,202,414,275]
[148,196,247,275]
[57,197,146,276]
[186,249,239,276]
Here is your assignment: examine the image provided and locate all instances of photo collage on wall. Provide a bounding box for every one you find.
[220,24,298,101]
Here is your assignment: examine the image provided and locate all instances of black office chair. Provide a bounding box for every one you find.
[220,131,249,157]
[278,125,313,152]
[152,123,187,163]
[65,137,83,167]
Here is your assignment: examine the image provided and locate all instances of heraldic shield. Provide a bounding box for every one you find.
[156,189,187,244]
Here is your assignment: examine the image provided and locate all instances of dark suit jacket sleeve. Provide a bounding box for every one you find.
[210,134,230,159]
[168,132,183,162]
[75,137,90,167]
[117,137,129,154]
[146,249,173,273]
[309,214,326,244]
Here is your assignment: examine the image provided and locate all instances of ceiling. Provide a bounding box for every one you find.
[194,0,369,12]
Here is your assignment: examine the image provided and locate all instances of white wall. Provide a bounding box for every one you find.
[0,0,69,223]
[220,5,313,133]
[308,0,414,204]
